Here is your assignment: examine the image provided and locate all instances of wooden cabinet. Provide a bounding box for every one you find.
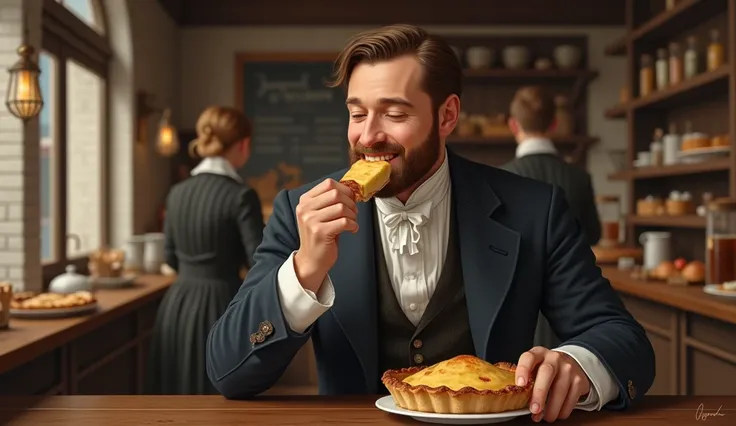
[0,297,162,396]
[619,293,736,395]
[0,277,170,396]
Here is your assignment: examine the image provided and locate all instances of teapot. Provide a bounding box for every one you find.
[49,265,92,294]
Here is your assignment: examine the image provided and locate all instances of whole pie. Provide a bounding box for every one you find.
[11,291,96,310]
[381,355,534,414]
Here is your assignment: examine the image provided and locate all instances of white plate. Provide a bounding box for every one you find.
[375,396,530,425]
[90,274,137,289]
[10,302,98,319]
[676,146,730,163]
[703,284,736,298]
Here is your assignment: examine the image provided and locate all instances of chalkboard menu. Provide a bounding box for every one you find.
[235,53,349,215]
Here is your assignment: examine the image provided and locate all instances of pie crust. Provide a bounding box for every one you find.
[10,291,96,310]
[381,355,534,414]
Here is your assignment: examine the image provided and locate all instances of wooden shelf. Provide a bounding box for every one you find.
[604,36,627,56]
[448,135,599,147]
[631,0,728,43]
[627,214,706,228]
[604,65,729,118]
[609,159,732,180]
[604,104,627,119]
[463,68,598,82]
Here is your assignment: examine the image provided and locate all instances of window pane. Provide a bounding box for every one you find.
[66,60,103,258]
[40,52,57,263]
[58,0,102,33]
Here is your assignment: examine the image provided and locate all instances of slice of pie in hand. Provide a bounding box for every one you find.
[381,355,534,414]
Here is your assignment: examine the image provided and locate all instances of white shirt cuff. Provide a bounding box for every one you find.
[276,251,335,333]
[553,345,620,411]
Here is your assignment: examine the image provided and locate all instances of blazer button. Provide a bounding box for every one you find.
[627,380,636,400]
[259,320,274,337]
[413,353,424,364]
[412,339,423,349]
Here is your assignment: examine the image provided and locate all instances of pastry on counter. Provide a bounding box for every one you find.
[480,113,512,137]
[665,191,695,216]
[88,248,126,278]
[681,260,705,283]
[637,195,665,216]
[720,281,736,291]
[10,291,96,310]
[711,134,730,148]
[649,260,676,280]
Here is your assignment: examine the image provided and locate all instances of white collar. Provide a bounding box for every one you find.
[191,157,243,183]
[515,137,558,158]
[374,149,451,256]
[375,148,450,212]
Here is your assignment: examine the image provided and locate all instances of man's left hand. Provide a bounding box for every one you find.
[514,346,591,423]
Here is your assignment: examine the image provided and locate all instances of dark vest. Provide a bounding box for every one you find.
[375,201,475,389]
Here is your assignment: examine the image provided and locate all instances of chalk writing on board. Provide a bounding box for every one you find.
[237,55,349,217]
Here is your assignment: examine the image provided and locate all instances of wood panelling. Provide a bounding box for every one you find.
[157,0,625,27]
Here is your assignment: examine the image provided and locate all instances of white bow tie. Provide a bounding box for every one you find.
[381,200,432,255]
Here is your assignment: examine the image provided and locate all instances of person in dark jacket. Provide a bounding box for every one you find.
[502,86,602,349]
[147,105,265,394]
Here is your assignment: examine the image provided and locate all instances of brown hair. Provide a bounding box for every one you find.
[509,86,556,133]
[189,106,252,158]
[327,24,462,110]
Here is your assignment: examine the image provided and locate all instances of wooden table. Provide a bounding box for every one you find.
[0,396,733,425]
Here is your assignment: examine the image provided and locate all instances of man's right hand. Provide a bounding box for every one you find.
[293,178,359,293]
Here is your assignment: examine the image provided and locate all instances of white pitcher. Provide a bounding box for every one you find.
[124,235,147,273]
[639,231,671,271]
[143,233,165,274]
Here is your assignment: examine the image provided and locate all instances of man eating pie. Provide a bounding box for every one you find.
[206,24,655,423]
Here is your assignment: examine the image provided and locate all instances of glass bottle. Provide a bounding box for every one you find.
[639,54,655,97]
[656,48,669,90]
[706,198,736,285]
[707,29,724,71]
[684,36,699,79]
[650,128,664,167]
[596,195,623,247]
[669,42,683,85]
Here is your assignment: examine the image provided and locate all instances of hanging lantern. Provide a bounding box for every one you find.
[5,44,43,122]
[156,108,179,156]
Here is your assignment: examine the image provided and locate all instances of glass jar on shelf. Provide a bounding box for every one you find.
[597,195,623,247]
[706,198,736,285]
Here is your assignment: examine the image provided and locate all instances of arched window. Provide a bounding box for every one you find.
[55,0,105,34]
[40,0,111,283]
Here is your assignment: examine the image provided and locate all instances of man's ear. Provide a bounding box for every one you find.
[438,94,461,138]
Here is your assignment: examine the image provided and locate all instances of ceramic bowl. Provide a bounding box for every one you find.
[502,46,530,69]
[465,46,493,69]
[553,44,582,69]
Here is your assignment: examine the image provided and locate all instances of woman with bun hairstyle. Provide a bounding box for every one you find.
[147,106,265,394]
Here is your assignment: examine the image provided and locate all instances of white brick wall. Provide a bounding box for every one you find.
[0,0,42,291]
[66,60,102,257]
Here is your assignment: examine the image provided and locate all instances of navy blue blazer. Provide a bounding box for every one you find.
[206,150,654,409]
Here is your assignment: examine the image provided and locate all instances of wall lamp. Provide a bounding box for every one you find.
[5,9,43,122]
[136,90,179,157]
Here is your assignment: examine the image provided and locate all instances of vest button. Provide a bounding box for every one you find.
[413,353,424,364]
[412,339,423,349]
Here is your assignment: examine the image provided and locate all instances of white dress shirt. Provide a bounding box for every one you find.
[275,149,619,410]
[516,137,558,158]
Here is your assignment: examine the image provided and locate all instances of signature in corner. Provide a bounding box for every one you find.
[695,403,726,421]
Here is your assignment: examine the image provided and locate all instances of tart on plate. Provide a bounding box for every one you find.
[381,355,534,414]
[10,291,96,310]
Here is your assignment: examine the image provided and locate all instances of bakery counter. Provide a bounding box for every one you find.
[602,266,736,396]
[0,275,173,395]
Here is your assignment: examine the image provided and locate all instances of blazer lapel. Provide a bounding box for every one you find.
[329,200,378,390]
[449,152,521,360]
